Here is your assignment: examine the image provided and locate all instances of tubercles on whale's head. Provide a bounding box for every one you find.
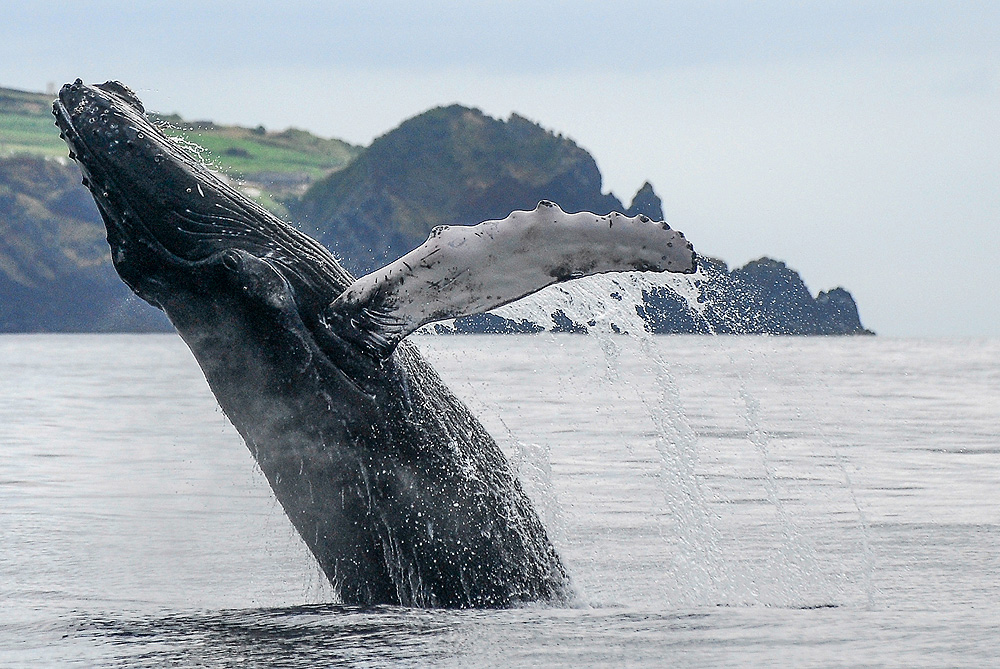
[93,80,145,113]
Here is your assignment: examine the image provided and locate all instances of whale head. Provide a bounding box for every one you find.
[52,79,353,312]
[52,80,382,413]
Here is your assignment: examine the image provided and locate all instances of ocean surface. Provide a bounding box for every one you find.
[0,333,997,667]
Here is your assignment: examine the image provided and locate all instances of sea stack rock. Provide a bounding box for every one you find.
[625,181,664,220]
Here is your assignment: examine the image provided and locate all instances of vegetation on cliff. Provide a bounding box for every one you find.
[1,86,361,216]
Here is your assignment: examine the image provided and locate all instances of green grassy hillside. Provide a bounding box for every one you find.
[0,85,362,212]
[0,88,68,157]
[154,117,360,183]
[0,113,68,157]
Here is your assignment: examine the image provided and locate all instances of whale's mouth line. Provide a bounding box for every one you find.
[52,98,74,139]
[52,98,93,176]
[54,96,138,255]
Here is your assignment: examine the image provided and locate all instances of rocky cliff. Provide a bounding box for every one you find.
[639,256,872,335]
[293,105,640,275]
[0,155,169,331]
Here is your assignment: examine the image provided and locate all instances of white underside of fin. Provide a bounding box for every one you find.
[325,201,696,357]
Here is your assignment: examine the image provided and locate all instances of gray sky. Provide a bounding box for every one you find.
[3,1,998,336]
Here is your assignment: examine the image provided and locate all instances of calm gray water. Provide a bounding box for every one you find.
[0,333,997,667]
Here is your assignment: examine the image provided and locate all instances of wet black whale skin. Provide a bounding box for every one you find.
[54,79,571,608]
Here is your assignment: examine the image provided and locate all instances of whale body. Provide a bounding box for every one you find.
[53,80,697,608]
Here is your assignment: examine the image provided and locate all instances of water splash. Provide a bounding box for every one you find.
[500,421,568,548]
[789,351,879,609]
[477,271,859,607]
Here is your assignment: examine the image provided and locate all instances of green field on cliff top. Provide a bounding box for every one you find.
[0,86,360,183]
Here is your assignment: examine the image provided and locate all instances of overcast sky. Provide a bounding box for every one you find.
[3,1,997,336]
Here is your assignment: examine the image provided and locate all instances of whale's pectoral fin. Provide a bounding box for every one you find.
[321,201,697,359]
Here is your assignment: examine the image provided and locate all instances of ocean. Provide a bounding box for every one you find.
[0,333,997,667]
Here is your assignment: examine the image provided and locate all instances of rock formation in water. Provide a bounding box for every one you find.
[639,256,873,335]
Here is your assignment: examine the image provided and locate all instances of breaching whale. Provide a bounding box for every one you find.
[53,80,697,608]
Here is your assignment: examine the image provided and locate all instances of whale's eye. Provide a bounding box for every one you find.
[95,81,145,114]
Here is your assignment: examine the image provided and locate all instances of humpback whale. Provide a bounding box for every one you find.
[53,80,697,608]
